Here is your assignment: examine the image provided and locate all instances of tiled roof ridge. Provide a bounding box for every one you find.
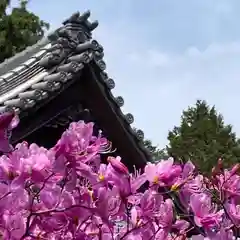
[0,38,50,77]
[0,11,102,114]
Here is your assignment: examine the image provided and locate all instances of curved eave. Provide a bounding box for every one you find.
[90,62,151,166]
[87,63,150,168]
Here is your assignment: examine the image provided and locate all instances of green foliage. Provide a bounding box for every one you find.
[0,0,49,63]
[167,100,240,173]
[143,139,168,162]
[132,127,168,161]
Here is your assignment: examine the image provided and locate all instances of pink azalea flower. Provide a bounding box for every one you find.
[0,112,19,153]
[144,158,182,186]
[190,193,223,229]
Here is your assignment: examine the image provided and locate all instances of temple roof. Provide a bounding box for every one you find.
[0,11,151,167]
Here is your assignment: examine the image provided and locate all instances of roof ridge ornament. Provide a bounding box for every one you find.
[62,12,81,25]
[62,11,98,33]
[40,11,99,70]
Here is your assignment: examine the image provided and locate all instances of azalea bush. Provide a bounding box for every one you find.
[0,112,240,239]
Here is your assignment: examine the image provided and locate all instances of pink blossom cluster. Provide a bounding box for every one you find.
[0,112,239,239]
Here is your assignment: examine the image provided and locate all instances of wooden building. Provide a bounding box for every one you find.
[0,11,151,170]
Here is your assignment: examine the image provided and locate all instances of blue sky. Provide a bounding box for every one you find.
[11,0,240,148]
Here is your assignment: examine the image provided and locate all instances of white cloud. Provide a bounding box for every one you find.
[94,28,240,147]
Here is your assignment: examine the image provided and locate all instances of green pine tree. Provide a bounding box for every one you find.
[167,100,240,173]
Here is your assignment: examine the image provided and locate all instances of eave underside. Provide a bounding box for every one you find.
[12,65,148,170]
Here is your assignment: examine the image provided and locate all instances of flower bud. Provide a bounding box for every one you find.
[217,158,223,171]
[231,163,240,176]
[211,166,219,177]
[212,158,224,177]
[0,112,15,129]
[107,156,129,174]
